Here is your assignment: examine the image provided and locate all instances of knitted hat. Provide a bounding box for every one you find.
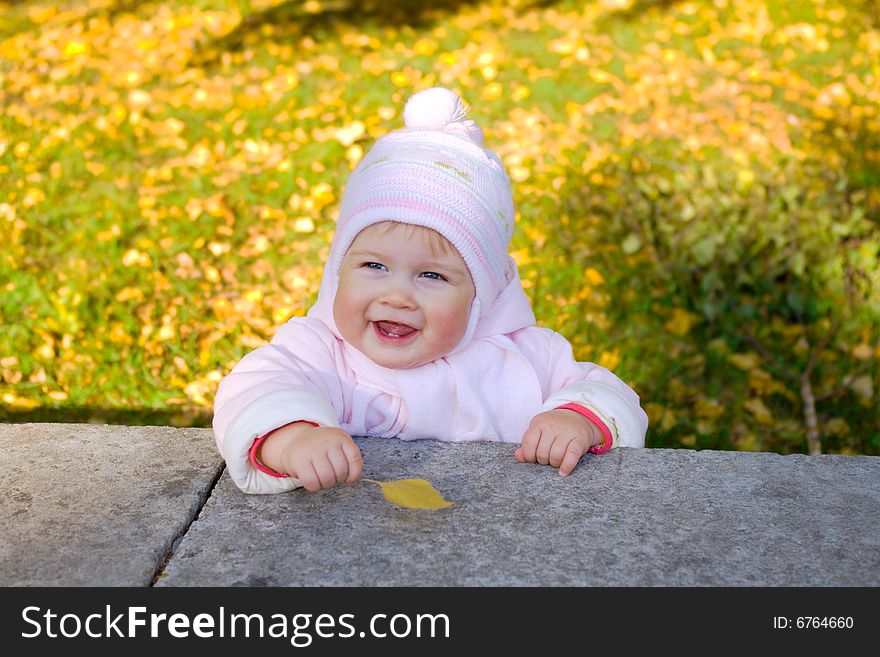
[331,87,516,313]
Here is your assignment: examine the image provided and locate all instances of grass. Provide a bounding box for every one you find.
[1,0,878,453]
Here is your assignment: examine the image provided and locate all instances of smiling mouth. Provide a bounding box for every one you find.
[373,321,418,343]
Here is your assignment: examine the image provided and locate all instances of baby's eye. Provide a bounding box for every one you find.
[420,271,447,281]
[363,262,387,271]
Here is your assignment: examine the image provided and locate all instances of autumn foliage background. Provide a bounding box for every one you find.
[1,0,878,455]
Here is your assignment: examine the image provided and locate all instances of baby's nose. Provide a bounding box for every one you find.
[379,280,417,309]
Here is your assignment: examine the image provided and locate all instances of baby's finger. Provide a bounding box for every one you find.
[517,426,541,463]
[312,454,339,489]
[535,432,558,465]
[298,462,322,492]
[548,435,574,468]
[326,448,351,485]
[342,441,363,483]
[558,442,586,477]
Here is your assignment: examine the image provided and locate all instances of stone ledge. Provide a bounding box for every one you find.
[2,423,878,586]
[0,423,223,586]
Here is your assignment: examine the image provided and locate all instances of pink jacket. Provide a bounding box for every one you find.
[214,256,648,494]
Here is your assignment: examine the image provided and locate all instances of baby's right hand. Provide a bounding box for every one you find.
[263,424,363,492]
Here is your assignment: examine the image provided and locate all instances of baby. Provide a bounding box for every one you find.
[213,87,648,494]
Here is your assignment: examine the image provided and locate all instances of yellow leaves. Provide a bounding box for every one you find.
[481,82,503,101]
[183,371,222,407]
[108,323,133,345]
[209,297,233,321]
[509,165,530,182]
[115,286,144,303]
[345,144,363,168]
[333,121,365,147]
[735,433,763,452]
[309,182,335,210]
[22,188,46,209]
[511,85,531,102]
[413,38,437,56]
[510,248,532,267]
[128,89,152,107]
[588,68,612,84]
[736,168,756,191]
[2,393,39,410]
[748,368,791,399]
[584,267,604,286]
[363,478,453,510]
[695,398,724,419]
[597,349,620,371]
[33,342,55,361]
[122,249,152,268]
[293,218,315,233]
[27,5,58,24]
[282,268,311,291]
[665,308,697,337]
[728,351,762,371]
[743,397,773,425]
[390,70,410,88]
[85,161,106,177]
[851,343,874,360]
[186,194,235,222]
[64,41,88,57]
[156,324,176,341]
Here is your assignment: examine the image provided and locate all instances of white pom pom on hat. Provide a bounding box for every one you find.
[403,87,484,145]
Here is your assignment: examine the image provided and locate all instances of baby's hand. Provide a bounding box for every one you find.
[261,423,363,491]
[514,409,603,477]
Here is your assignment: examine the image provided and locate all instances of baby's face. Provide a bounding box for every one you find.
[333,222,475,369]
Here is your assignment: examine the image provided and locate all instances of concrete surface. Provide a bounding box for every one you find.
[158,437,880,586]
[0,423,223,586]
[2,423,878,586]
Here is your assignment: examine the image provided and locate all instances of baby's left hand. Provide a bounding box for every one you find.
[514,409,603,477]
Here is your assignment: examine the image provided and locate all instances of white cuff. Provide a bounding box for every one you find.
[223,388,341,494]
[543,381,646,448]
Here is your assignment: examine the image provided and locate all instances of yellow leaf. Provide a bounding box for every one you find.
[293,218,315,233]
[334,121,365,147]
[695,398,724,419]
[588,68,610,84]
[510,248,532,266]
[665,308,695,337]
[597,349,620,370]
[390,71,410,87]
[310,182,335,209]
[363,478,453,510]
[413,38,437,56]
[510,166,530,182]
[728,352,762,371]
[85,161,106,176]
[481,82,503,100]
[64,41,87,57]
[584,267,604,285]
[744,397,774,425]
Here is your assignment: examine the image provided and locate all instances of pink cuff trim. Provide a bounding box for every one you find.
[248,421,319,478]
[555,403,613,454]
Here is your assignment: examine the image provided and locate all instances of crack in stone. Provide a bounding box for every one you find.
[149,463,225,586]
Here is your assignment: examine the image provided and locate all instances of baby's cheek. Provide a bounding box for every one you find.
[434,305,470,351]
